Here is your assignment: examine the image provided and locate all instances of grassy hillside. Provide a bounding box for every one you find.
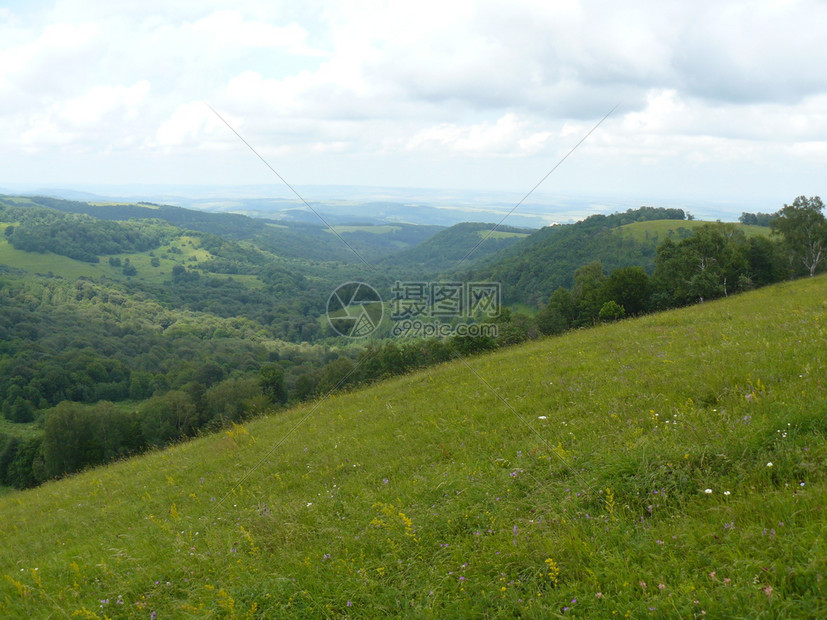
[466,213,775,307]
[618,219,770,243]
[1,276,824,617]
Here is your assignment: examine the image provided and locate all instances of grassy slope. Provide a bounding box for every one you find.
[1,277,825,618]
[618,219,771,242]
[0,230,263,289]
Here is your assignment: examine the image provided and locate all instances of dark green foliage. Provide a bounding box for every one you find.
[467,207,686,305]
[259,364,288,405]
[0,436,44,489]
[771,195,827,277]
[6,212,168,262]
[603,266,651,315]
[652,224,758,306]
[42,401,140,478]
[201,377,263,427]
[572,261,608,326]
[739,212,776,226]
[139,391,198,448]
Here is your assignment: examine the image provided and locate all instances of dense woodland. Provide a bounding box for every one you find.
[0,194,824,489]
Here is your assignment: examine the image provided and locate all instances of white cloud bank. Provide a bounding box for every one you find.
[1,0,826,211]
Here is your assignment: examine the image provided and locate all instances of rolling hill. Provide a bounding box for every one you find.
[0,275,824,618]
[463,207,772,306]
[378,222,534,277]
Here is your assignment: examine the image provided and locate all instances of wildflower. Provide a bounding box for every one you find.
[766,462,773,468]
[639,581,647,589]
[723,578,731,586]
[382,478,389,485]
[658,583,665,590]
[704,489,713,494]
[723,491,731,496]
[538,416,548,420]
[347,601,353,607]
[763,585,773,597]
[596,592,603,599]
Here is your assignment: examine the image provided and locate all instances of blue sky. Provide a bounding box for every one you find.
[1,0,826,215]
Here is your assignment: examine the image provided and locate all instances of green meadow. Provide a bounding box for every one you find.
[617,219,771,243]
[0,276,825,618]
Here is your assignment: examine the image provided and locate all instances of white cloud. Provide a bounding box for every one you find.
[1,0,826,207]
[60,80,150,126]
[187,10,322,55]
[407,114,552,157]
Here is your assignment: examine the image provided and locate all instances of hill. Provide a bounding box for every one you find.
[379,222,534,277]
[0,276,824,618]
[464,207,771,306]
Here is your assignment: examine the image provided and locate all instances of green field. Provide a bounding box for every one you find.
[0,419,41,440]
[476,229,531,239]
[618,219,771,243]
[0,231,265,288]
[0,276,825,617]
[0,236,105,279]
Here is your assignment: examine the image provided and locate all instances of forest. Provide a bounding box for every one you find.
[0,194,824,490]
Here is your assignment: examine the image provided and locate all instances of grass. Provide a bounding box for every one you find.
[618,219,771,243]
[0,276,825,618]
[476,230,531,239]
[0,232,266,289]
[0,237,104,279]
[0,419,41,440]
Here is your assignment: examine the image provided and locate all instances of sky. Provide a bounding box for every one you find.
[1,0,827,215]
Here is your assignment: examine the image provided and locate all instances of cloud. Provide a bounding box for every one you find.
[407,114,552,156]
[1,0,826,205]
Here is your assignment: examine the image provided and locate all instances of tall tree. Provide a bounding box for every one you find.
[259,364,288,405]
[771,196,827,277]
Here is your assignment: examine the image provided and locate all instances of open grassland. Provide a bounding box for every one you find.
[618,219,771,243]
[0,235,104,279]
[476,230,531,239]
[0,277,825,618]
[0,419,40,440]
[0,232,267,289]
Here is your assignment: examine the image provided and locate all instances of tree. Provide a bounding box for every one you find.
[771,196,827,277]
[653,224,749,305]
[572,262,607,326]
[259,364,288,405]
[604,266,651,315]
[139,391,198,447]
[598,300,626,322]
[536,287,576,336]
